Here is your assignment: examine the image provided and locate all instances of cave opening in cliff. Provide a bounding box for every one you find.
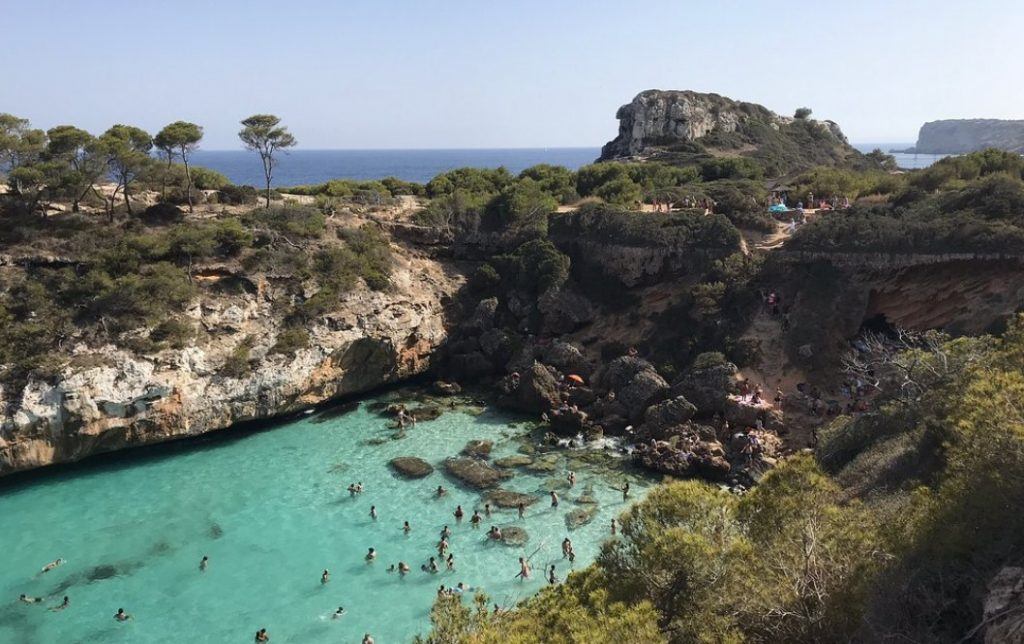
[860,313,899,338]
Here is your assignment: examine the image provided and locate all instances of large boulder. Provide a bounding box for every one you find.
[538,287,596,335]
[671,362,739,413]
[462,439,493,458]
[565,506,598,530]
[494,454,533,468]
[389,457,434,478]
[642,396,697,437]
[723,397,784,431]
[498,362,561,414]
[485,489,538,508]
[448,351,495,380]
[444,457,512,489]
[466,297,499,333]
[540,340,591,379]
[599,356,670,421]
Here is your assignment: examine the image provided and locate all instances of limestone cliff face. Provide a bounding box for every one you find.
[0,253,463,476]
[599,89,848,160]
[909,119,1024,154]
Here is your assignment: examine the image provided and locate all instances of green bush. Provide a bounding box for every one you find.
[270,326,310,355]
[245,205,326,238]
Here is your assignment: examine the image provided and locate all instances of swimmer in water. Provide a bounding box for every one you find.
[348,483,357,497]
[114,608,132,621]
[321,569,330,584]
[19,594,43,604]
[622,481,631,501]
[332,606,346,619]
[516,557,531,580]
[255,628,269,642]
[437,537,449,556]
[440,525,452,539]
[611,518,617,535]
[200,555,209,572]
[41,558,65,574]
[548,565,558,584]
[362,634,375,644]
[446,553,455,570]
[484,503,492,517]
[436,485,447,498]
[517,502,525,519]
[568,471,576,487]
[437,584,446,598]
[398,561,410,576]
[403,520,411,535]
[454,505,464,521]
[562,537,572,558]
[366,548,376,562]
[370,505,377,520]
[550,491,559,507]
[470,510,482,527]
[50,596,70,611]
[386,564,396,573]
[356,482,364,494]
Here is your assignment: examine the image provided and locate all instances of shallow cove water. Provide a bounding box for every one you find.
[0,393,653,643]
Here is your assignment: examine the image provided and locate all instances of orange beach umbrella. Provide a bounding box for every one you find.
[567,374,585,385]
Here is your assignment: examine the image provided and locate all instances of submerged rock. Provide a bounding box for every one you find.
[494,454,533,468]
[497,525,529,546]
[410,405,443,422]
[461,440,493,458]
[525,453,561,473]
[444,457,512,489]
[432,380,462,396]
[565,506,598,530]
[389,456,434,478]
[485,489,538,508]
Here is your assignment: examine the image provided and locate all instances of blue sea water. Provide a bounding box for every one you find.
[0,393,652,643]
[852,143,947,170]
[192,148,601,187]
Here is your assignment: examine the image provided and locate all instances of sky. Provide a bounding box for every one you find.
[2,0,1023,149]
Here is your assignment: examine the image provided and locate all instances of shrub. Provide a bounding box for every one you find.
[216,184,259,205]
[245,205,326,238]
[219,338,254,378]
[270,326,310,355]
[149,318,194,349]
[794,107,813,119]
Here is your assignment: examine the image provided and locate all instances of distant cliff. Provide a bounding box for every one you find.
[599,89,868,174]
[904,119,1024,154]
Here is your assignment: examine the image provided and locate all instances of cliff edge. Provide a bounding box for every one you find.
[904,119,1024,154]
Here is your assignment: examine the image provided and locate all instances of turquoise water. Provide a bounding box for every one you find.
[0,392,652,643]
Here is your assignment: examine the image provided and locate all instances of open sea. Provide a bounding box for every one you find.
[0,393,653,643]
[192,148,602,187]
[191,144,941,189]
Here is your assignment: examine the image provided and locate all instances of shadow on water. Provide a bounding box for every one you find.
[0,603,36,643]
[0,379,436,496]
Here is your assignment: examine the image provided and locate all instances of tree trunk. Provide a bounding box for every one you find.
[262,151,272,208]
[123,178,133,215]
[182,149,194,214]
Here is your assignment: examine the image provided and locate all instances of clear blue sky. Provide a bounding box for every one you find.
[3,0,1022,149]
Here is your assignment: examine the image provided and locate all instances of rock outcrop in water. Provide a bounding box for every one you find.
[903,119,1024,154]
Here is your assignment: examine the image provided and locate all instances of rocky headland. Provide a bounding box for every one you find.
[901,118,1024,154]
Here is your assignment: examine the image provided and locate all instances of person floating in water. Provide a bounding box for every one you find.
[369,505,377,520]
[366,548,376,562]
[487,525,503,540]
[332,606,346,619]
[424,557,439,573]
[321,569,330,584]
[114,608,132,622]
[436,485,448,498]
[470,510,482,527]
[41,558,65,574]
[255,628,269,642]
[398,561,410,576]
[516,557,531,580]
[454,505,464,521]
[19,594,43,604]
[200,555,209,572]
[548,565,558,584]
[484,503,492,517]
[356,482,364,494]
[403,520,411,535]
[348,483,358,497]
[50,596,70,611]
